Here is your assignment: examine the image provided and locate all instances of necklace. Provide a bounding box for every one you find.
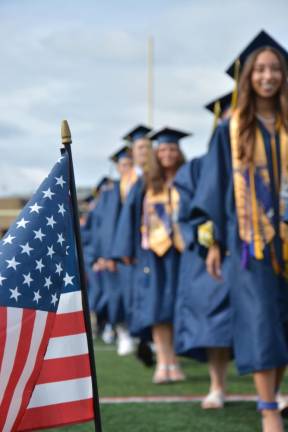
[256,113,276,124]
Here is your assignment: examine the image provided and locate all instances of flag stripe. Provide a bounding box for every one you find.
[0,308,23,406]
[44,333,88,359]
[0,307,8,374]
[0,309,34,431]
[36,355,91,384]
[3,311,49,432]
[57,291,82,314]
[51,311,85,337]
[9,312,55,432]
[18,398,94,431]
[28,377,93,408]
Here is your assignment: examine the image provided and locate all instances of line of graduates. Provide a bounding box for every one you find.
[82,30,288,432]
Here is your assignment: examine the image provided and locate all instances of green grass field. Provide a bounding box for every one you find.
[45,341,288,432]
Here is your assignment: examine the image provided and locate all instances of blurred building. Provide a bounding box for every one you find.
[0,187,94,238]
[0,197,28,237]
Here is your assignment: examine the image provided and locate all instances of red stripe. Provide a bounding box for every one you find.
[18,398,94,431]
[0,307,8,372]
[12,312,56,432]
[50,311,85,337]
[0,309,36,431]
[37,354,91,384]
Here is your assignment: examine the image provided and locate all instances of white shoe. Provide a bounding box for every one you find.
[276,393,288,417]
[102,324,115,345]
[116,327,135,356]
[201,390,225,409]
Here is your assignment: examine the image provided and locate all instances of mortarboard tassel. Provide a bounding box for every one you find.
[213,100,221,130]
[231,58,241,110]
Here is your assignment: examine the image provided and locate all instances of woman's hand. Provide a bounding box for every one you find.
[106,260,117,272]
[122,257,135,265]
[206,243,222,280]
[92,258,106,272]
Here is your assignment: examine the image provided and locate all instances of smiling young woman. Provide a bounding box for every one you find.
[191,44,288,432]
[112,127,190,384]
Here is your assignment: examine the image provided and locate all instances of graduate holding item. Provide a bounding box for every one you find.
[174,93,233,410]
[191,32,288,432]
[113,127,189,383]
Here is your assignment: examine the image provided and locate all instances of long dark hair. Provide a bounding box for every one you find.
[237,46,288,163]
[144,147,185,194]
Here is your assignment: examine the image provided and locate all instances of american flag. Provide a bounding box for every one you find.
[0,152,95,431]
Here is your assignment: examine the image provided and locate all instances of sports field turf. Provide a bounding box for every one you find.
[46,341,288,431]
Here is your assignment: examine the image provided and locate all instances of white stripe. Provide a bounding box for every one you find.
[28,377,92,408]
[0,308,23,405]
[99,395,259,404]
[57,291,82,314]
[44,333,88,359]
[3,310,48,432]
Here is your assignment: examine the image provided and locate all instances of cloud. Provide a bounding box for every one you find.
[0,122,26,138]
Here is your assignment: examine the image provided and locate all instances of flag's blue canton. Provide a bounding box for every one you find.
[0,152,80,312]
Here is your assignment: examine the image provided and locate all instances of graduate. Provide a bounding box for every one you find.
[90,148,136,355]
[79,195,98,337]
[191,32,288,432]
[84,178,112,315]
[87,177,114,342]
[174,92,233,409]
[120,124,157,365]
[113,127,189,383]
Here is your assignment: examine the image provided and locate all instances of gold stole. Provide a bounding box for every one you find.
[141,186,185,257]
[120,168,138,203]
[230,112,288,268]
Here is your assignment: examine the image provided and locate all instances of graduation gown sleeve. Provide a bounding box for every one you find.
[191,122,233,250]
[112,179,143,260]
[174,157,204,249]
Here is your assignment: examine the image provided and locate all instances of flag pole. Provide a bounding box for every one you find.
[61,120,102,432]
[147,35,154,128]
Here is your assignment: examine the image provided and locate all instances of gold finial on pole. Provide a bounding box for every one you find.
[147,36,154,128]
[61,120,72,146]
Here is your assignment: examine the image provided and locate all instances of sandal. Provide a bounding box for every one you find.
[152,364,169,384]
[168,364,186,383]
[201,390,225,409]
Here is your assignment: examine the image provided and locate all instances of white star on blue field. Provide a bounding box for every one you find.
[0,0,287,195]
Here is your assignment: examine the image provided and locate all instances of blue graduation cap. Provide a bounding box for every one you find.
[149,127,191,146]
[95,176,112,194]
[109,145,132,163]
[122,125,152,143]
[205,92,233,115]
[83,194,95,204]
[226,30,288,79]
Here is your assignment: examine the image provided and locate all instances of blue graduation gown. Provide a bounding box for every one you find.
[80,211,102,313]
[112,178,181,336]
[191,120,288,374]
[88,200,108,316]
[91,181,133,326]
[173,157,232,362]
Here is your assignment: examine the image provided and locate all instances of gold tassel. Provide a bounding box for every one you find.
[249,165,264,259]
[231,59,240,110]
[213,100,221,130]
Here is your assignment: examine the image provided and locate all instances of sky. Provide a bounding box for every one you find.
[0,0,287,196]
